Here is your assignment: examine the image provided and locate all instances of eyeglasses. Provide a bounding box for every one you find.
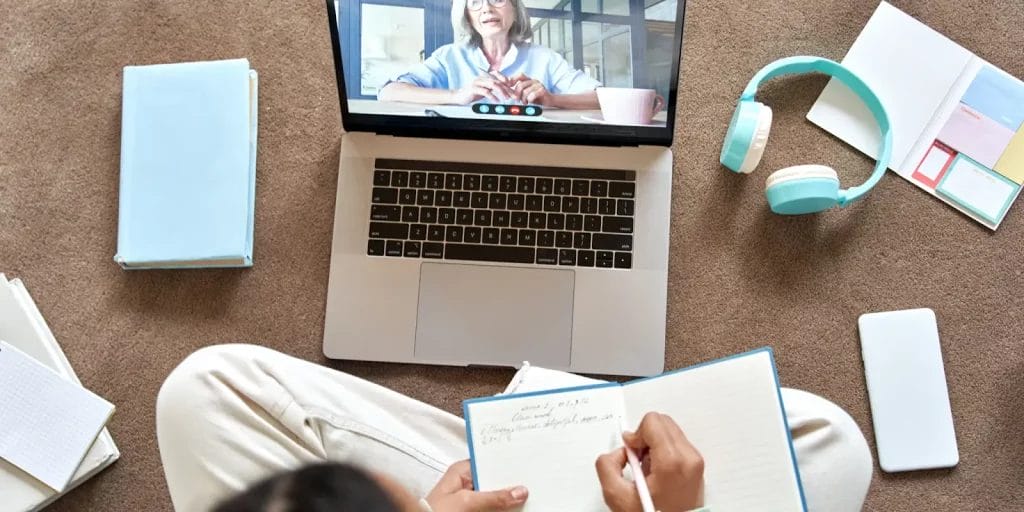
[467,0,507,11]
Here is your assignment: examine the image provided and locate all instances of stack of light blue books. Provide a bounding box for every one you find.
[115,58,258,269]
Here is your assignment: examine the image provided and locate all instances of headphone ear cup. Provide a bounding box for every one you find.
[720,101,773,174]
[764,165,841,215]
[737,105,772,174]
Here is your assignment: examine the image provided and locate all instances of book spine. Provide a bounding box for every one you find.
[114,66,138,267]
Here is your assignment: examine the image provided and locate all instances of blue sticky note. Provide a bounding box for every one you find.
[116,59,258,269]
[960,66,1024,131]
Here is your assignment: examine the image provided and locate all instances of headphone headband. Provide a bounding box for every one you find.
[741,56,893,206]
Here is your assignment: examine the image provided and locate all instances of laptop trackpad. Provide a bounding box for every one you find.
[415,263,573,368]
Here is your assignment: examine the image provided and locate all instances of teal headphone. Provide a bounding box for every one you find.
[720,56,893,215]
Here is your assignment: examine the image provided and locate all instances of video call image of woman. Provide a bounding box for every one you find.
[378,0,602,110]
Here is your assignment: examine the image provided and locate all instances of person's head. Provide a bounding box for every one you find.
[452,0,533,47]
[213,463,421,512]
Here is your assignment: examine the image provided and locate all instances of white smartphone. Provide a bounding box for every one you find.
[858,308,959,472]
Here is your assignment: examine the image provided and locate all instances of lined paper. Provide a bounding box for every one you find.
[467,384,625,512]
[622,351,801,511]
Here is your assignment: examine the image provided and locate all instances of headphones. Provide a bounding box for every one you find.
[720,56,893,215]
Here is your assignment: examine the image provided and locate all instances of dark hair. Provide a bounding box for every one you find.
[214,463,402,512]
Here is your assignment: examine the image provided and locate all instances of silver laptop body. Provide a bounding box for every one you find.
[322,0,686,376]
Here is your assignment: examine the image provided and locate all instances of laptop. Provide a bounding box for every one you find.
[322,0,687,376]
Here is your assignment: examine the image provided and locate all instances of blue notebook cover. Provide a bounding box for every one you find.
[116,58,257,269]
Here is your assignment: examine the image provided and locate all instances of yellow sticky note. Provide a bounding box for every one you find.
[995,128,1024,184]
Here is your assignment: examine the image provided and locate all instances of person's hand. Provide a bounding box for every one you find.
[509,72,552,106]
[424,460,529,512]
[450,75,516,104]
[595,413,705,512]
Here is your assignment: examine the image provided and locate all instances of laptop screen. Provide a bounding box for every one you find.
[326,0,686,146]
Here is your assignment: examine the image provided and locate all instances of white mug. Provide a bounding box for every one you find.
[596,87,665,125]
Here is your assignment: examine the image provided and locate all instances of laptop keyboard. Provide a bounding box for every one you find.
[366,159,636,269]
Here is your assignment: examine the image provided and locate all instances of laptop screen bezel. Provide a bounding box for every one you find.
[325,0,686,147]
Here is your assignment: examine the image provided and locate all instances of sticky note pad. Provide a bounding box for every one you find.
[936,104,1015,169]
[995,128,1024,184]
[937,155,1020,225]
[912,141,954,188]
[0,341,115,491]
[960,66,1024,132]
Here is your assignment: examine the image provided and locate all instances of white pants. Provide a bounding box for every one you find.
[156,344,873,512]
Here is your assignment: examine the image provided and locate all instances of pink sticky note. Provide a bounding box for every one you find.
[912,141,955,189]
[937,104,1015,168]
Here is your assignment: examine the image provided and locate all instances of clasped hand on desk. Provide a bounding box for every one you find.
[451,71,552,106]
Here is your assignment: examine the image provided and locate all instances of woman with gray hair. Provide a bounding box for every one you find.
[378,0,600,109]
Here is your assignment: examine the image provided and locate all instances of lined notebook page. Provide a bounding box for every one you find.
[465,384,625,512]
[0,342,114,491]
[622,350,803,511]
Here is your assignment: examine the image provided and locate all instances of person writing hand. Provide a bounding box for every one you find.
[424,460,529,512]
[595,413,705,512]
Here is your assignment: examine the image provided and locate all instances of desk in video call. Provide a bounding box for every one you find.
[348,99,668,126]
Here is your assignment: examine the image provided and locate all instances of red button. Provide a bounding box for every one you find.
[509,106,521,115]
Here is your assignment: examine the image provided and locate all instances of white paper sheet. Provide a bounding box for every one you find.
[0,342,114,491]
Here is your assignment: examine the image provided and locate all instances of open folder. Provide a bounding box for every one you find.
[808,2,1024,229]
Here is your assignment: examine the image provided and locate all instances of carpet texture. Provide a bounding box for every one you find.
[2,0,1023,510]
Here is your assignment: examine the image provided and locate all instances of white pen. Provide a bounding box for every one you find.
[621,419,656,512]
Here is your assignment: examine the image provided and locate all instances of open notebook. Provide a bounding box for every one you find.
[0,275,120,511]
[808,1,1024,229]
[464,348,805,511]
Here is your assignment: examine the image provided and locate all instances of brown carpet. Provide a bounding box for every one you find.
[1,0,1022,510]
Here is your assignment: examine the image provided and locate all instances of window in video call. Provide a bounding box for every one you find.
[335,0,681,127]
